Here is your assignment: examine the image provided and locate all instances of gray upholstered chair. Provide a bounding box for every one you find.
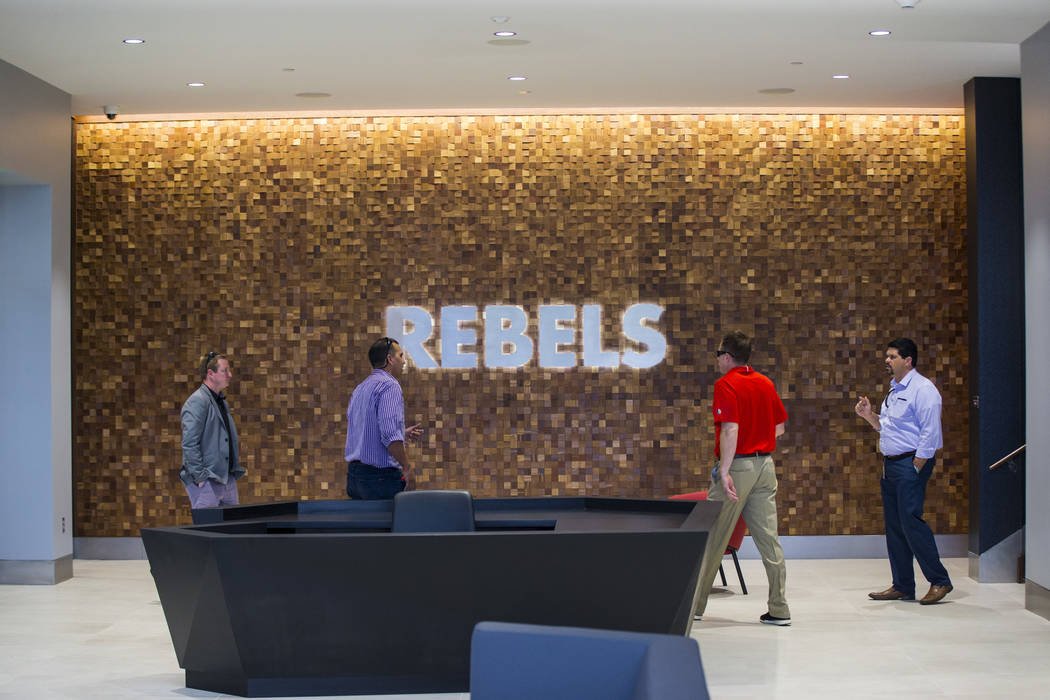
[391,489,475,533]
[470,621,709,700]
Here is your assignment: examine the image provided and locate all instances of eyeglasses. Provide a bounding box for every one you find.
[715,350,731,358]
[379,337,398,365]
[202,351,220,378]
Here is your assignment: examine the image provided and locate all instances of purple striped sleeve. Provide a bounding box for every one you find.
[344,369,406,469]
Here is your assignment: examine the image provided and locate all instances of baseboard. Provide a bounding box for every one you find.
[67,534,969,562]
[0,555,73,584]
[736,534,967,560]
[73,537,148,560]
[967,529,1024,582]
[1026,579,1050,622]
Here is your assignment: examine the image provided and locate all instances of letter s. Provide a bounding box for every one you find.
[621,303,666,369]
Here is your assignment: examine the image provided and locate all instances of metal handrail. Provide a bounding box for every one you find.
[989,444,1026,471]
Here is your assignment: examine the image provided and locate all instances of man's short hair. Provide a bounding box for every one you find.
[720,331,752,364]
[200,351,226,380]
[887,337,918,367]
[368,337,399,369]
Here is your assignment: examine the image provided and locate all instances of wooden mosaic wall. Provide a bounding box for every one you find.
[73,114,968,537]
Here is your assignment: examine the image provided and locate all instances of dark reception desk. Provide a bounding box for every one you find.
[141,496,718,697]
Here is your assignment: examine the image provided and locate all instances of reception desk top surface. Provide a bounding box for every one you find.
[187,495,711,533]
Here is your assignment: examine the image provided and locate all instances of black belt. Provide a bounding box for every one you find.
[735,452,771,458]
[349,460,402,473]
[883,451,916,460]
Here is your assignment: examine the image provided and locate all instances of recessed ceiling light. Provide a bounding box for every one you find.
[758,88,796,95]
[832,74,850,79]
[869,30,891,36]
[490,15,510,23]
[518,90,531,95]
[508,76,527,81]
[494,31,517,37]
[122,38,144,45]
[789,61,803,65]
[282,67,296,72]
[295,92,332,98]
[187,82,205,87]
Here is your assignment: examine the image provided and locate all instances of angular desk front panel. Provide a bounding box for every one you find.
[142,497,717,697]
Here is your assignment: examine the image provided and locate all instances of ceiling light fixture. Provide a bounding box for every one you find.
[832,74,850,79]
[122,38,144,45]
[869,30,891,36]
[187,82,205,87]
[493,31,517,37]
[508,76,527,81]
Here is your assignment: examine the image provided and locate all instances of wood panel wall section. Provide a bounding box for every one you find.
[73,114,967,537]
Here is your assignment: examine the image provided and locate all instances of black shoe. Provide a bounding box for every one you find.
[760,612,791,626]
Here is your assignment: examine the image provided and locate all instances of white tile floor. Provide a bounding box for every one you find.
[0,558,1048,699]
[697,557,1050,699]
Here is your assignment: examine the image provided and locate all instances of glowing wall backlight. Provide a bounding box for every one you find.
[386,304,666,369]
[72,113,969,536]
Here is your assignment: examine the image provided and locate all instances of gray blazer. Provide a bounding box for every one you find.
[180,384,243,485]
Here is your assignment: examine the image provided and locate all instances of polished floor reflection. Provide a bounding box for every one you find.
[0,558,1047,699]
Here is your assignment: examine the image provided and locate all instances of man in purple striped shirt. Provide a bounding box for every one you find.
[344,337,423,499]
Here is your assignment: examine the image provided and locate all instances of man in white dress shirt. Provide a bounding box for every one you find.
[855,337,953,605]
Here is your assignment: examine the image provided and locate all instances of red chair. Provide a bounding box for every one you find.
[670,491,748,594]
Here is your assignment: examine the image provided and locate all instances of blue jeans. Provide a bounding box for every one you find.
[880,455,951,596]
[346,461,406,500]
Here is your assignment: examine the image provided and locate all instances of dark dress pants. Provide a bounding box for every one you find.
[346,461,406,500]
[880,454,951,596]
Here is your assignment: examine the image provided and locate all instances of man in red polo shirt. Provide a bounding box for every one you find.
[690,331,791,628]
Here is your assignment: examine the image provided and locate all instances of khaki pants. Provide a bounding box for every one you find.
[688,454,789,631]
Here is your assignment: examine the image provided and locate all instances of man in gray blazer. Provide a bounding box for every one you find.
[180,351,244,508]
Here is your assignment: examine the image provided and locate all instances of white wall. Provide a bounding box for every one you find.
[1022,22,1050,603]
[0,185,57,558]
[0,58,72,580]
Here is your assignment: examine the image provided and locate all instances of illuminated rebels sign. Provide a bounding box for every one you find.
[385,304,666,369]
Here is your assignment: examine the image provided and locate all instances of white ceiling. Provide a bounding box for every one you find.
[1,0,1048,118]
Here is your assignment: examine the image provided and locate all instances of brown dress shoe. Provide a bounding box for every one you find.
[868,586,915,601]
[919,584,953,605]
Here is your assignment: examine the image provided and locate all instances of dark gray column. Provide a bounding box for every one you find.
[965,77,1026,583]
